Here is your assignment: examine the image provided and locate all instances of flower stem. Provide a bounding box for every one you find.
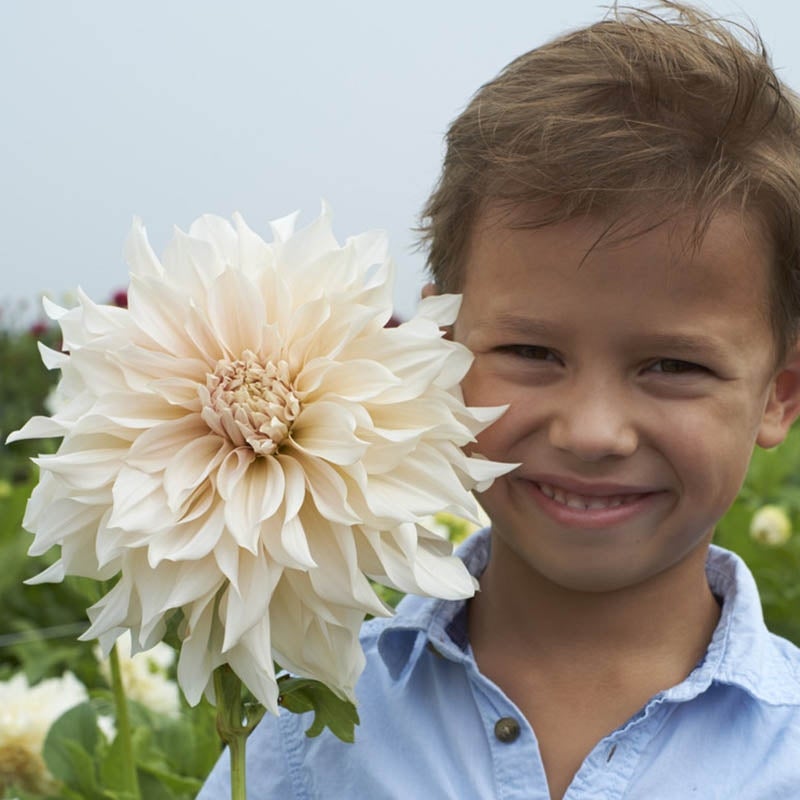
[109,642,141,799]
[213,665,266,800]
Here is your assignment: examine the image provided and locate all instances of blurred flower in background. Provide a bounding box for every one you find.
[95,632,180,716]
[749,504,792,546]
[0,672,87,795]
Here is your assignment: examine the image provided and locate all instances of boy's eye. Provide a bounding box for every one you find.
[502,345,558,361]
[649,358,707,374]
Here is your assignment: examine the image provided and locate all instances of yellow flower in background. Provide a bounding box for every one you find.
[9,204,513,715]
[0,673,87,795]
[749,504,792,546]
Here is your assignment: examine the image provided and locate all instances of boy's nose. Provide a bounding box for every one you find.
[547,382,638,462]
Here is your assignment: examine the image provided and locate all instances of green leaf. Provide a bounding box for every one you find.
[277,676,360,743]
[42,702,100,785]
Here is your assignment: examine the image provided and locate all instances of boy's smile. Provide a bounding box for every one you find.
[455,205,792,593]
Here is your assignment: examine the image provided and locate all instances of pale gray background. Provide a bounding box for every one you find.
[2,1,798,324]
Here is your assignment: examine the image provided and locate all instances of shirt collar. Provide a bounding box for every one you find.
[377,529,800,704]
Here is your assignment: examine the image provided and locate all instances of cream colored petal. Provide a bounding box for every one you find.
[176,597,222,706]
[220,551,280,652]
[124,217,164,279]
[127,275,196,357]
[228,624,280,715]
[225,457,283,552]
[293,453,360,525]
[291,401,366,465]
[207,269,267,357]
[163,434,228,512]
[187,214,239,266]
[276,454,306,520]
[305,518,389,617]
[91,391,185,428]
[109,467,171,531]
[215,447,256,502]
[34,449,123,491]
[6,414,68,443]
[127,414,210,473]
[297,358,400,403]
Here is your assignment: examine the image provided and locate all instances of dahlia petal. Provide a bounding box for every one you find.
[109,467,170,532]
[415,292,462,326]
[161,226,217,301]
[127,276,195,356]
[216,447,256,502]
[124,217,164,279]
[220,552,280,652]
[188,214,239,266]
[6,415,68,443]
[297,358,401,402]
[38,341,69,370]
[295,454,360,524]
[91,390,185,427]
[207,269,266,357]
[292,401,366,465]
[232,212,274,278]
[225,457,283,552]
[277,454,308,520]
[34,449,123,491]
[306,521,388,616]
[28,498,103,557]
[164,434,228,512]
[25,559,66,585]
[228,625,280,714]
[127,415,210,473]
[176,598,221,706]
[268,209,300,242]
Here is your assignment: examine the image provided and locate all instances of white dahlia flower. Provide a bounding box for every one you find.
[9,204,512,714]
[0,672,87,795]
[95,632,180,716]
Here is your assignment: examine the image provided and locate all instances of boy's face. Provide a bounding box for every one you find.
[454,205,798,593]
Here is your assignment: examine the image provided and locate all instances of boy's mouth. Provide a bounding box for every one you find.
[536,482,645,511]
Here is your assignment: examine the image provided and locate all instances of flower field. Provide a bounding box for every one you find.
[2,291,800,799]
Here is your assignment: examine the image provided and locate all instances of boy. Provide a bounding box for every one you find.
[199,3,800,797]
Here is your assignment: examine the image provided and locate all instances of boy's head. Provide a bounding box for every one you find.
[419,1,800,364]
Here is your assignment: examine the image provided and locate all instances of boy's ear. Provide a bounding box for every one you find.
[420,282,439,300]
[757,341,800,449]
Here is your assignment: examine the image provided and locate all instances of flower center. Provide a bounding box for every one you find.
[202,351,300,455]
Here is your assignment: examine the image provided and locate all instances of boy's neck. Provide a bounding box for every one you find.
[468,533,721,686]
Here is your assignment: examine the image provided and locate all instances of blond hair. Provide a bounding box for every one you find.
[419,2,800,360]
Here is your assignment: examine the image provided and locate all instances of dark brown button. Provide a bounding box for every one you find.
[494,716,520,743]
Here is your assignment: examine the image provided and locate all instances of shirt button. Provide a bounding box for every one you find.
[494,717,521,743]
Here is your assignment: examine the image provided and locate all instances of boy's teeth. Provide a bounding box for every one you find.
[538,482,636,510]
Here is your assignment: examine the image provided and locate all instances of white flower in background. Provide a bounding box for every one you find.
[0,672,87,795]
[749,504,792,546]
[95,632,180,716]
[9,204,513,715]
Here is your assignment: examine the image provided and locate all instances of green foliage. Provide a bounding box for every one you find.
[36,696,219,800]
[277,676,360,742]
[714,425,800,645]
[0,323,60,484]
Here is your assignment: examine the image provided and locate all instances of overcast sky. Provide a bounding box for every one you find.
[3,0,799,325]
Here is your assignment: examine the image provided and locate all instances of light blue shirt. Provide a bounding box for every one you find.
[198,531,800,799]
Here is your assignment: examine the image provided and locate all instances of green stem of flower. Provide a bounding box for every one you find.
[213,665,265,800]
[109,642,141,800]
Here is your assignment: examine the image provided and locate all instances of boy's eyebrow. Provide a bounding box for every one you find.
[485,314,733,358]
